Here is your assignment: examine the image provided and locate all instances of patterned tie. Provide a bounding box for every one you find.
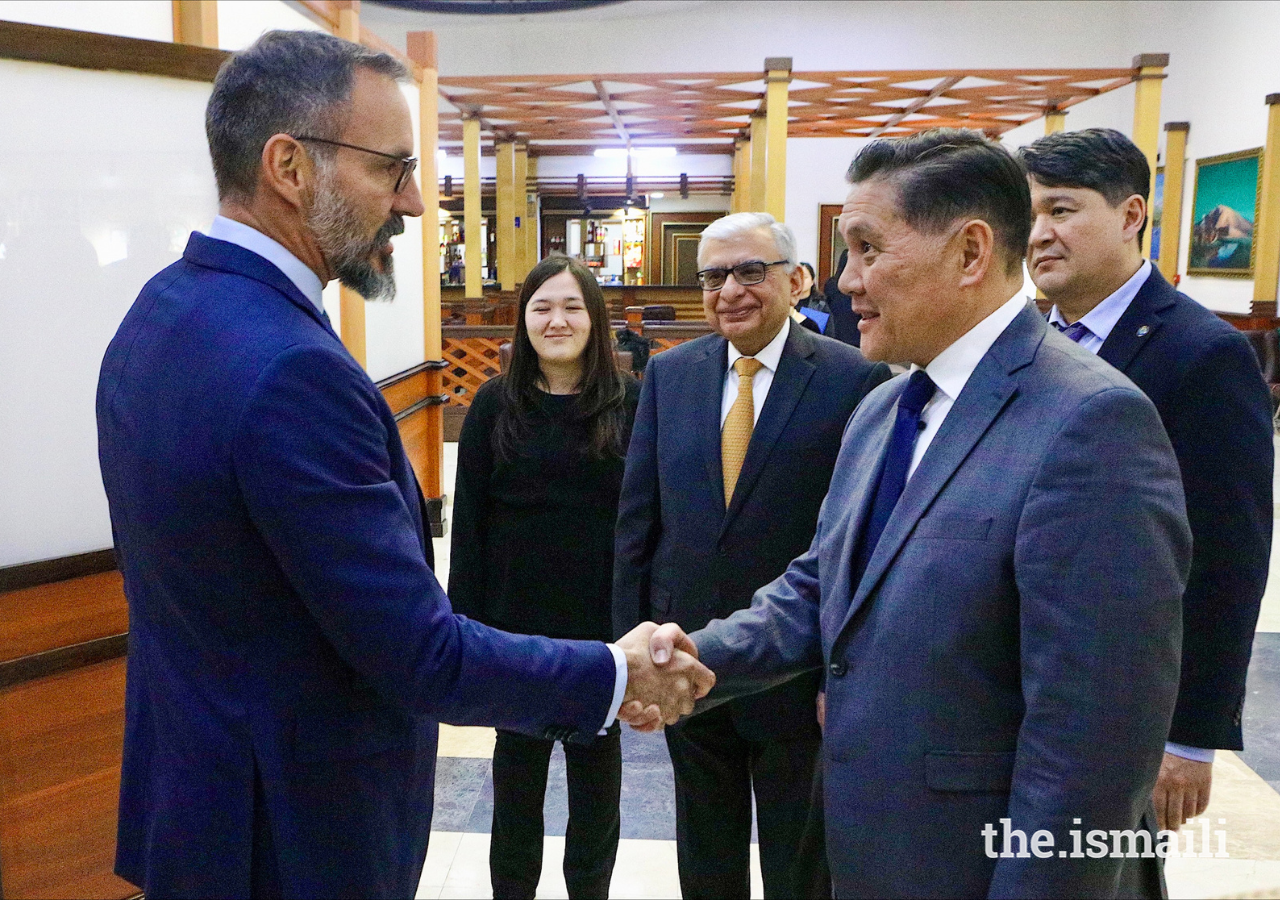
[1055,320,1093,344]
[851,370,937,588]
[722,357,764,506]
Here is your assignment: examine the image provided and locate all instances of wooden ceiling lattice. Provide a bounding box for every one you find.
[436,67,1136,155]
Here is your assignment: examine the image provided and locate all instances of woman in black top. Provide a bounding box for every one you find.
[449,255,639,900]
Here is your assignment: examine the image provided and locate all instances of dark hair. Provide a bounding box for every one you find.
[799,262,816,281]
[1018,128,1151,240]
[494,255,628,461]
[846,128,1031,275]
[206,30,407,202]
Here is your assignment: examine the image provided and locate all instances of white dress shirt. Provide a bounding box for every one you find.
[206,217,629,732]
[722,318,792,429]
[907,294,1027,480]
[1048,260,1210,763]
[207,216,327,316]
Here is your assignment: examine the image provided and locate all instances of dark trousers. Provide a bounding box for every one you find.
[665,704,825,899]
[489,726,622,900]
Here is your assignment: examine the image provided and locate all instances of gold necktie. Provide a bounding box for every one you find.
[722,357,764,506]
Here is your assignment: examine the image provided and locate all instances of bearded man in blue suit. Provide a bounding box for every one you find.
[650,130,1191,898]
[97,31,710,899]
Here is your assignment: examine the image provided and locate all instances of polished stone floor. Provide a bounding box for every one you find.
[422,443,1280,899]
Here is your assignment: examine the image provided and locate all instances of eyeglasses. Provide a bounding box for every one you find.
[696,260,789,291]
[292,136,418,193]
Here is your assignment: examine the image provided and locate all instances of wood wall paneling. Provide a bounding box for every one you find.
[0,657,133,900]
[0,572,127,665]
[0,20,228,82]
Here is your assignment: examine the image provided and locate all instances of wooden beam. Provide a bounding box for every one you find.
[1045,108,1067,134]
[407,31,443,508]
[868,75,962,139]
[748,113,766,212]
[1158,121,1189,284]
[0,19,228,81]
[764,58,791,222]
[593,79,632,147]
[464,116,483,298]
[514,145,530,281]
[1255,98,1280,309]
[172,0,218,48]
[496,141,516,290]
[1132,52,1169,258]
[330,0,366,366]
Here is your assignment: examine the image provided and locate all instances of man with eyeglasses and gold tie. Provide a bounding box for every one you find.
[613,212,890,899]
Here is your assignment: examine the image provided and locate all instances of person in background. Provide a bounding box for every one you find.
[822,249,862,346]
[450,255,641,900]
[1021,128,1273,836]
[614,212,890,899]
[791,262,830,334]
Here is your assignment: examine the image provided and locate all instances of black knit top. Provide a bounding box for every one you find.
[447,374,640,641]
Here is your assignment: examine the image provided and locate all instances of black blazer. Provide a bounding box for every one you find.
[1097,267,1272,750]
[823,250,861,347]
[613,322,890,739]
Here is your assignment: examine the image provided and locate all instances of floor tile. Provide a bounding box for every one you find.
[438,724,497,758]
[1241,633,1280,791]
[1166,857,1280,899]
[431,757,490,833]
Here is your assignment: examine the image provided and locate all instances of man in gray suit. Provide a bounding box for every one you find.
[643,130,1190,897]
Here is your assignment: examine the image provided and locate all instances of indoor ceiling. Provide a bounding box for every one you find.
[436,66,1138,155]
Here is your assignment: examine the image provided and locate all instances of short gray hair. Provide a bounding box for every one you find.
[698,212,797,269]
[206,30,408,201]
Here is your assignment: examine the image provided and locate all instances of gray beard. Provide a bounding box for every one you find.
[307,174,404,302]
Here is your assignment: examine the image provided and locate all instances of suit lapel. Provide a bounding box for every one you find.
[1097,267,1175,373]
[697,336,730,505]
[722,324,817,533]
[839,304,1043,633]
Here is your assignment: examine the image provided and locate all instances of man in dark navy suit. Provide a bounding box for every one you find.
[614,212,889,899]
[1022,128,1273,834]
[97,31,710,899]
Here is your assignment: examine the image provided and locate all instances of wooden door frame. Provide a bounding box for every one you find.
[818,203,847,282]
[646,212,722,285]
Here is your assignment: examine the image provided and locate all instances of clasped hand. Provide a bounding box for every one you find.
[615,623,713,733]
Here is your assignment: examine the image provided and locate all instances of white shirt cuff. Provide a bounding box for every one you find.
[1165,741,1215,763]
[600,643,628,734]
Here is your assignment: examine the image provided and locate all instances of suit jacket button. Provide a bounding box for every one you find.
[829,661,847,678]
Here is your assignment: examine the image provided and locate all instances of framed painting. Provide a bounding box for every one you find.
[1188,148,1262,277]
[1150,167,1164,262]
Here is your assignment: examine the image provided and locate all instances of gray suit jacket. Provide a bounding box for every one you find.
[692,303,1190,898]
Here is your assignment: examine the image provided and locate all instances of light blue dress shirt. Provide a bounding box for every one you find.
[1050,259,1212,764]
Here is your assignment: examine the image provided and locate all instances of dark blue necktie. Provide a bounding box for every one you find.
[851,370,937,589]
[1055,320,1092,343]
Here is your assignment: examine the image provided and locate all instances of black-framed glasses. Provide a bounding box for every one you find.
[696,259,789,291]
[293,135,418,193]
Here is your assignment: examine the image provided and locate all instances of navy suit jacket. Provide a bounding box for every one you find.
[691,305,1190,897]
[613,322,889,739]
[1096,268,1272,749]
[97,234,616,899]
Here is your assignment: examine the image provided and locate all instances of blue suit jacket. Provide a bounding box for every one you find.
[1096,268,1272,750]
[97,234,616,899]
[613,322,889,738]
[691,304,1190,897]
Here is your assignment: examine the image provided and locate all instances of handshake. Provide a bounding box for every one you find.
[615,623,715,733]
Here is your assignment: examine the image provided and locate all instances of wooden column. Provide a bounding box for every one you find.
[407,31,444,518]
[1132,52,1169,258]
[514,145,530,282]
[748,113,766,212]
[1255,95,1280,312]
[525,154,540,273]
[330,0,366,365]
[1158,121,1190,284]
[463,115,483,299]
[172,0,217,46]
[1045,107,1067,134]
[763,57,791,222]
[730,139,746,213]
[495,141,516,290]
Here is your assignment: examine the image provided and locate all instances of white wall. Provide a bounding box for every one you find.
[0,0,171,40]
[217,0,325,51]
[0,59,217,566]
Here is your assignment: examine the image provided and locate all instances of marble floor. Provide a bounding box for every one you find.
[422,442,1280,899]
